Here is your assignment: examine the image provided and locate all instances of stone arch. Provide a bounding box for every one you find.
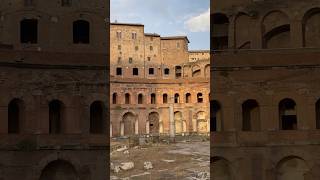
[302,8,320,47]
[49,99,65,134]
[211,100,223,132]
[39,160,79,180]
[262,11,291,49]
[276,156,310,180]
[192,65,201,77]
[196,111,208,133]
[90,101,105,134]
[147,112,160,134]
[204,64,210,78]
[235,12,253,49]
[121,112,137,136]
[212,156,232,180]
[316,98,320,129]
[279,98,297,130]
[212,13,229,50]
[8,98,25,134]
[242,99,260,131]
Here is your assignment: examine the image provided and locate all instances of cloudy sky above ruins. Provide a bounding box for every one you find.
[111,0,210,50]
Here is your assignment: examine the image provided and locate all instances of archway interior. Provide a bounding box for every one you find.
[39,160,79,180]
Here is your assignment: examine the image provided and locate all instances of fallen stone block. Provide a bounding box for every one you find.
[143,161,153,170]
[120,162,134,171]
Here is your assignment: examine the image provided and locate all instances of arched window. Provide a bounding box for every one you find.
[242,99,260,131]
[279,98,297,130]
[49,100,64,134]
[163,94,168,104]
[73,20,90,44]
[20,19,38,44]
[197,93,203,103]
[186,93,191,103]
[112,93,117,104]
[8,99,24,134]
[125,93,130,104]
[138,94,143,104]
[90,101,105,134]
[151,93,156,104]
[175,66,182,78]
[211,100,222,132]
[212,13,229,50]
[174,93,180,103]
[262,11,290,49]
[316,99,320,129]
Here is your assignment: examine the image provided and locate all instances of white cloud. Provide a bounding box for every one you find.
[184,8,210,32]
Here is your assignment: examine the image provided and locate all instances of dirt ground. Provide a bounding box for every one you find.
[110,141,210,180]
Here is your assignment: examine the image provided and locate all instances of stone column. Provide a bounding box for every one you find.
[169,104,175,142]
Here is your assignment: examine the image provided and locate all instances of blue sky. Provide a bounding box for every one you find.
[111,0,210,50]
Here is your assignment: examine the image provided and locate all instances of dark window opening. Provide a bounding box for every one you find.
[73,20,90,44]
[125,93,130,104]
[61,0,72,6]
[242,100,259,131]
[49,100,63,134]
[90,101,105,134]
[186,93,191,103]
[163,94,168,104]
[197,93,203,103]
[116,67,122,75]
[135,46,139,51]
[211,100,221,132]
[175,66,182,78]
[112,93,117,104]
[8,99,24,134]
[164,68,170,75]
[149,68,154,75]
[133,68,139,75]
[147,57,151,61]
[129,57,133,63]
[118,45,121,50]
[138,94,143,104]
[174,93,180,103]
[151,93,156,104]
[212,13,229,50]
[279,98,297,130]
[20,19,38,44]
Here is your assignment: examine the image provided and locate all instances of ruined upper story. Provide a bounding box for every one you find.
[0,0,109,55]
[110,23,209,81]
[110,22,190,66]
[211,0,320,51]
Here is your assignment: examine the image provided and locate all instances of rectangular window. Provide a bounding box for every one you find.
[135,46,139,51]
[132,32,137,39]
[20,19,38,44]
[129,57,133,63]
[164,68,170,75]
[116,31,122,39]
[147,57,151,61]
[61,0,72,6]
[149,68,154,75]
[133,68,139,75]
[118,45,121,50]
[116,68,122,75]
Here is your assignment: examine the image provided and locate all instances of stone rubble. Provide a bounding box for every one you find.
[143,161,153,170]
[120,162,134,171]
